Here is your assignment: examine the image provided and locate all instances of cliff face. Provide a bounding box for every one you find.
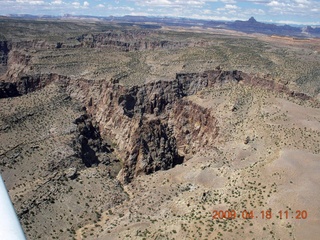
[1,67,317,183]
[69,68,320,183]
[170,100,219,154]
[72,114,113,168]
[0,73,69,98]
[0,41,9,66]
[0,39,52,70]
[66,70,244,183]
[74,30,208,51]
[0,41,9,76]
[0,81,19,98]
[14,73,66,94]
[122,118,183,183]
[0,30,207,57]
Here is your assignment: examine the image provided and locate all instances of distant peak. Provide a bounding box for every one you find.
[248,17,257,23]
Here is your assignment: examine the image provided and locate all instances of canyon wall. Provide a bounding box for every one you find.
[0,41,9,66]
[1,63,317,183]
[0,41,9,75]
[65,70,251,183]
[74,30,209,51]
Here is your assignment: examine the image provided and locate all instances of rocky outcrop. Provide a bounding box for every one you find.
[2,67,318,183]
[170,100,219,154]
[15,73,67,94]
[0,41,9,66]
[0,30,207,55]
[67,70,239,183]
[1,40,57,57]
[122,118,183,183]
[0,73,69,98]
[243,74,314,101]
[72,114,113,167]
[0,41,9,75]
[74,30,208,51]
[3,48,39,82]
[7,50,31,66]
[0,81,20,98]
[65,68,320,183]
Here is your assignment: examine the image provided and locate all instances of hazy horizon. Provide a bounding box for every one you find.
[0,0,319,26]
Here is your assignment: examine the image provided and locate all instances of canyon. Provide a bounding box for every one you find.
[0,18,320,240]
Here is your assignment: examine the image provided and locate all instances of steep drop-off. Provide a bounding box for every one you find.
[1,66,319,239]
[1,21,320,240]
[65,69,317,183]
[75,30,208,51]
[1,67,317,183]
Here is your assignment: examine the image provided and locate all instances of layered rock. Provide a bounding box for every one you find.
[0,41,9,66]
[72,113,113,167]
[0,41,9,75]
[169,100,219,154]
[74,30,207,51]
[67,70,238,183]
[0,29,207,57]
[0,73,69,98]
[2,67,318,183]
[122,118,183,183]
[0,81,20,98]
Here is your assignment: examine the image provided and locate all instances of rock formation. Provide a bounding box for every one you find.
[72,113,113,167]
[0,41,9,66]
[1,21,319,240]
[0,81,19,98]
[1,66,317,183]
[74,30,206,51]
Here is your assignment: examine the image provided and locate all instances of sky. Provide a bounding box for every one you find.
[0,0,319,26]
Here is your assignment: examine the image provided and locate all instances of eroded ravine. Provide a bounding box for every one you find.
[1,68,318,184]
[1,45,319,239]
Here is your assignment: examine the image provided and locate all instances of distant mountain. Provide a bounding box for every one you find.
[7,14,39,19]
[229,17,302,36]
[2,14,320,38]
[303,26,320,36]
[204,16,320,38]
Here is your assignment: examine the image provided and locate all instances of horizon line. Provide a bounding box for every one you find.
[1,14,319,27]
